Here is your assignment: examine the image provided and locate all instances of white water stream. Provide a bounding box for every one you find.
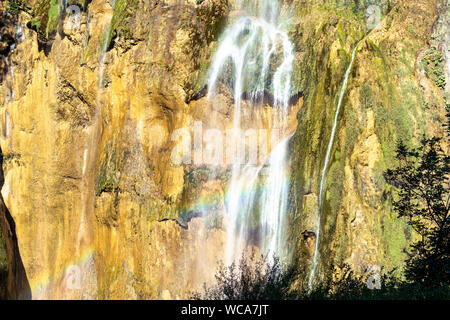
[207,0,294,265]
[307,40,363,293]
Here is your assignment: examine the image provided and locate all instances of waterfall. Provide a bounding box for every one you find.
[307,41,363,293]
[207,0,294,265]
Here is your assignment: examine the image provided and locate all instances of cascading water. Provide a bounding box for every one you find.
[207,0,294,265]
[307,41,363,293]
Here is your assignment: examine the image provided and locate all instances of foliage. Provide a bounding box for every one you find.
[312,264,450,299]
[422,47,446,89]
[192,253,301,300]
[444,94,450,136]
[193,253,450,300]
[95,140,122,196]
[198,115,449,299]
[45,0,60,37]
[105,0,139,49]
[6,0,22,15]
[24,0,59,42]
[29,0,51,35]
[0,152,22,166]
[384,135,450,288]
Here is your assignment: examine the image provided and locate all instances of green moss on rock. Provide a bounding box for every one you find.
[45,0,60,37]
[422,47,446,89]
[106,0,139,47]
[6,0,22,14]
[95,139,123,197]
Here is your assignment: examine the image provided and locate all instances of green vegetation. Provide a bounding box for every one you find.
[326,151,344,216]
[105,0,139,49]
[382,213,409,268]
[179,167,229,228]
[23,0,87,41]
[209,106,449,300]
[45,0,60,37]
[95,141,122,196]
[287,5,371,274]
[422,47,446,89]
[29,18,41,31]
[385,136,449,288]
[6,0,22,15]
[139,196,179,223]
[21,0,61,42]
[370,40,423,195]
[288,0,440,283]
[0,151,22,166]
[181,168,211,208]
[193,252,450,300]
[29,0,52,35]
[192,253,300,300]
[195,247,449,299]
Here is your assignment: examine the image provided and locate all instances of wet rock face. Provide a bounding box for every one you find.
[0,0,232,299]
[0,0,447,299]
[288,0,447,280]
[0,0,299,299]
[301,230,316,254]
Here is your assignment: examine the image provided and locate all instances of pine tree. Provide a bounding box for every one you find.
[385,131,449,287]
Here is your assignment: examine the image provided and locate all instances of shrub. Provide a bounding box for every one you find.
[422,47,446,89]
[191,252,301,300]
[6,0,21,15]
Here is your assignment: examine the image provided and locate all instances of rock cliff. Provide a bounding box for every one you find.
[0,0,447,299]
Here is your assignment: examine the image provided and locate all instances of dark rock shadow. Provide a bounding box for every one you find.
[0,147,31,299]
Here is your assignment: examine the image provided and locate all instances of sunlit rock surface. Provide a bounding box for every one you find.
[0,0,447,299]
